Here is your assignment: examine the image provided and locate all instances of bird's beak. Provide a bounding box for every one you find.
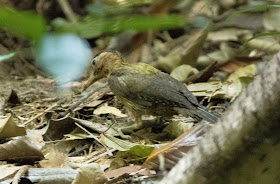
[83,72,102,91]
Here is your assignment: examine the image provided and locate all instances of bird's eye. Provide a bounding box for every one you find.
[91,57,99,67]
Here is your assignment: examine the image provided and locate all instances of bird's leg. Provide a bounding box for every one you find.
[116,128,131,139]
[117,112,143,136]
[133,113,143,129]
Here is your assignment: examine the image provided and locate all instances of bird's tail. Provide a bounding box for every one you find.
[194,106,220,123]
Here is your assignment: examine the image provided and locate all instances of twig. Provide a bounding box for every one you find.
[60,82,108,117]
[85,148,117,163]
[57,0,78,22]
[23,103,58,126]
[74,122,107,148]
[0,96,5,116]
[12,165,29,184]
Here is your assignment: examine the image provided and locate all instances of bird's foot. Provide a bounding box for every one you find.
[117,122,143,139]
[117,127,132,139]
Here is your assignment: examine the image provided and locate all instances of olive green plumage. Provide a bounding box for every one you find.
[85,51,219,128]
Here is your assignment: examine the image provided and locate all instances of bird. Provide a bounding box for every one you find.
[84,50,219,129]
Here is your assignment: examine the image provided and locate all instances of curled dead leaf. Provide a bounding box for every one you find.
[142,122,213,170]
[0,139,44,163]
[0,113,26,139]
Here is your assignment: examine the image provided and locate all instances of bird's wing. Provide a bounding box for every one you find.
[109,71,199,109]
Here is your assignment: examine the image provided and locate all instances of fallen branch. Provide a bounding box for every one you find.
[159,52,280,183]
[60,82,108,117]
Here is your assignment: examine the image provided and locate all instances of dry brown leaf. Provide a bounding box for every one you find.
[170,65,198,82]
[72,118,119,136]
[219,57,260,73]
[40,146,68,168]
[158,29,208,72]
[188,81,239,99]
[7,89,21,106]
[43,117,77,141]
[142,122,213,170]
[94,103,127,118]
[263,6,280,31]
[163,121,194,138]
[184,61,218,84]
[0,139,44,163]
[0,113,26,139]
[105,165,155,180]
[71,163,108,184]
[216,12,263,31]
[207,28,250,42]
[0,165,22,182]
[83,100,104,108]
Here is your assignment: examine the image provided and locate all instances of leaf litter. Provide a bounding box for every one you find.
[0,0,279,183]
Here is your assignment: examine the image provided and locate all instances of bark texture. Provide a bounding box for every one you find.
[159,52,280,184]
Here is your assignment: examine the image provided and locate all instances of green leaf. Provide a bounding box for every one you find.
[243,32,280,45]
[55,14,185,38]
[103,134,137,151]
[228,5,280,20]
[0,7,46,41]
[103,134,154,157]
[0,52,15,62]
[128,145,154,157]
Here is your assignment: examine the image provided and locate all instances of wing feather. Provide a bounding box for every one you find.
[109,70,199,109]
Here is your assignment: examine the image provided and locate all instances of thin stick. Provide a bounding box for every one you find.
[23,103,58,126]
[12,165,29,184]
[57,0,78,22]
[85,148,117,163]
[74,122,107,148]
[60,82,108,117]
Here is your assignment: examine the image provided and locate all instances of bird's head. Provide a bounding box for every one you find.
[83,51,124,90]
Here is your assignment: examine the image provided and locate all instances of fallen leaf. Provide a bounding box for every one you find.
[217,12,263,31]
[43,117,77,141]
[0,165,21,181]
[72,118,119,136]
[163,121,194,138]
[0,139,44,163]
[187,80,240,100]
[226,64,256,101]
[72,163,108,184]
[207,28,250,42]
[158,29,208,72]
[184,61,218,84]
[219,57,260,73]
[128,145,155,157]
[227,63,256,82]
[142,122,213,170]
[102,134,136,151]
[170,64,198,82]
[0,113,26,139]
[105,165,155,179]
[102,134,154,157]
[7,89,21,106]
[40,146,68,168]
[94,103,127,117]
[263,6,280,31]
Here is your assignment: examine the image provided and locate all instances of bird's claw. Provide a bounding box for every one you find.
[117,127,132,139]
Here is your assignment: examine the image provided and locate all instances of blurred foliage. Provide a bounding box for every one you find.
[226,4,280,45]
[0,6,46,41]
[86,0,154,15]
[228,4,280,19]
[244,32,280,45]
[54,14,185,38]
[0,52,15,62]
